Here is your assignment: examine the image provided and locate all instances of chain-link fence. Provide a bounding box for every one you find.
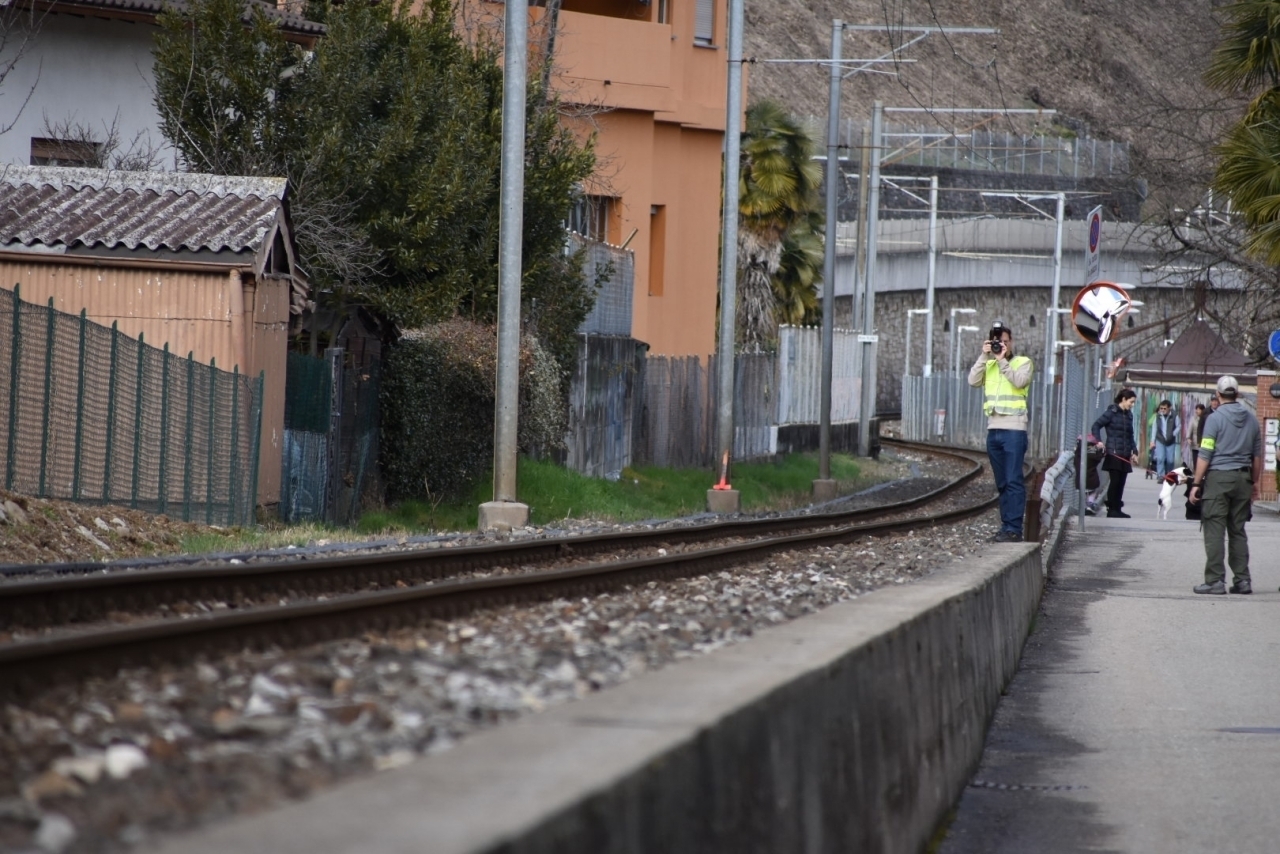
[0,284,262,525]
[572,234,634,338]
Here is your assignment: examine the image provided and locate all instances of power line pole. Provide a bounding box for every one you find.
[814,18,844,502]
[708,0,745,514]
[924,174,938,377]
[857,101,883,458]
[479,0,529,531]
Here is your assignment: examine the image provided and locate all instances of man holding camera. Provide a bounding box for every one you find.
[967,320,1034,542]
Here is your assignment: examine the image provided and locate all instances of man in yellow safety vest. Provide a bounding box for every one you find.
[967,320,1034,542]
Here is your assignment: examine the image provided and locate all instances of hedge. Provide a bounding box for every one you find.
[381,319,565,500]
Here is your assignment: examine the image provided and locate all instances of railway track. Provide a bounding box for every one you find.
[0,439,1005,697]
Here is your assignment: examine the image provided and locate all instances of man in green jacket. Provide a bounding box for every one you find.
[1188,376,1263,595]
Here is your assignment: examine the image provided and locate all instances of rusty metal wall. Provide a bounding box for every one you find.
[0,260,287,505]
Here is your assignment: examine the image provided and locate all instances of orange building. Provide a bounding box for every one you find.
[466,0,729,358]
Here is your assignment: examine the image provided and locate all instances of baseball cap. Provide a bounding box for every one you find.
[1216,375,1239,395]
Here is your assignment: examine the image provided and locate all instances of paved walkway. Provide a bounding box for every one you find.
[941,472,1280,854]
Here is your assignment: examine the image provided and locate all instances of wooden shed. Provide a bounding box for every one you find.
[0,164,310,507]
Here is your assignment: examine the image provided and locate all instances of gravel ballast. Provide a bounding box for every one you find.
[1,459,1006,853]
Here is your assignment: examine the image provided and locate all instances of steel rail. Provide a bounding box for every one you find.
[0,440,981,631]
[0,469,1006,698]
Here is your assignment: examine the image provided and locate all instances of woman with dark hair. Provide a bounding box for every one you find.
[1092,388,1141,518]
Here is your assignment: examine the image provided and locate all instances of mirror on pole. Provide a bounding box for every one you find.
[1070,281,1132,345]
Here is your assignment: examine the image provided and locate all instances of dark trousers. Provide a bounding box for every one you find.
[987,428,1027,534]
[1201,469,1253,585]
[1106,469,1129,512]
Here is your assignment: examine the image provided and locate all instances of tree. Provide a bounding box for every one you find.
[1207,1,1280,265]
[735,100,823,351]
[152,0,595,378]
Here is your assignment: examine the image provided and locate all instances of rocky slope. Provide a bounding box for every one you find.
[745,0,1233,198]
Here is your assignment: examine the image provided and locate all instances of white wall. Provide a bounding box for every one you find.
[0,14,171,168]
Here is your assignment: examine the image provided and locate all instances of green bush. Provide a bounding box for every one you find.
[381,319,566,500]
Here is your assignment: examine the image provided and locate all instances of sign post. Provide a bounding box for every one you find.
[1085,205,1102,285]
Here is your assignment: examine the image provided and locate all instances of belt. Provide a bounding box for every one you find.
[1209,467,1251,473]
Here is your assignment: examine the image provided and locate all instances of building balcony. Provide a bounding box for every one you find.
[542,9,674,113]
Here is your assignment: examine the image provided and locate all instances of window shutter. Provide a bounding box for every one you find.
[695,0,714,44]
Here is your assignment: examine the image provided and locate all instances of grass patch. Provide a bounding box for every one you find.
[357,451,901,535]
[178,523,345,556]
[180,451,908,553]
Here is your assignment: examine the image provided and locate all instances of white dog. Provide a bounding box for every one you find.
[1157,466,1193,520]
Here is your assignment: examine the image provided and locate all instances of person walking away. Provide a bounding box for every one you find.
[967,320,1033,542]
[1188,376,1263,595]
[1092,389,1140,518]
[1189,403,1206,467]
[1149,399,1181,478]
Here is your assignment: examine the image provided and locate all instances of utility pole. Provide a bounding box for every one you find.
[708,0,745,514]
[813,19,844,502]
[479,0,530,531]
[857,101,883,458]
[924,175,938,377]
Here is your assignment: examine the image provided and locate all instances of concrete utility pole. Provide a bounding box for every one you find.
[708,0,745,515]
[857,101,883,458]
[813,18,844,502]
[924,175,938,376]
[479,0,530,531]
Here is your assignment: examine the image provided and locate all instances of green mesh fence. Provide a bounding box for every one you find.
[0,284,263,526]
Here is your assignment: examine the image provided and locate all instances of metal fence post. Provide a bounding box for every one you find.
[158,343,171,516]
[184,351,195,522]
[38,297,56,498]
[6,284,21,491]
[206,358,216,525]
[131,333,145,509]
[324,347,343,523]
[72,309,88,501]
[103,321,120,504]
[248,370,264,526]
[229,366,240,526]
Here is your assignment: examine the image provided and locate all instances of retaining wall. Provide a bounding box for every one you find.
[160,544,1044,854]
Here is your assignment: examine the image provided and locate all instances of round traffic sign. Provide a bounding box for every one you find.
[1088,211,1101,252]
[1270,330,1280,362]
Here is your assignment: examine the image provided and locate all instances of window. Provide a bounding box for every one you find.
[30,137,101,168]
[694,0,713,44]
[648,205,666,296]
[568,194,612,243]
[656,0,669,24]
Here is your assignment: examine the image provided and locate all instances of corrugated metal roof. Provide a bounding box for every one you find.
[0,165,286,255]
[48,0,326,37]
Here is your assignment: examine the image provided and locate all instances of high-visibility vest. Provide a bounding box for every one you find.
[983,356,1031,416]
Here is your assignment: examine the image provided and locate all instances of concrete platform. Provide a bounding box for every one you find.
[941,472,1280,853]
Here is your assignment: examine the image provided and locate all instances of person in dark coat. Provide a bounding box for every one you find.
[1091,388,1140,518]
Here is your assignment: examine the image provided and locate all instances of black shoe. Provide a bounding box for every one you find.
[1229,580,1252,594]
[1106,510,1131,518]
[1194,581,1226,595]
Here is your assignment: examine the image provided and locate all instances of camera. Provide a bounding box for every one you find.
[988,338,1004,355]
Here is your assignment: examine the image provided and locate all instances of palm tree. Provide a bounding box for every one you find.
[736,100,823,351]
[1208,2,1280,263]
